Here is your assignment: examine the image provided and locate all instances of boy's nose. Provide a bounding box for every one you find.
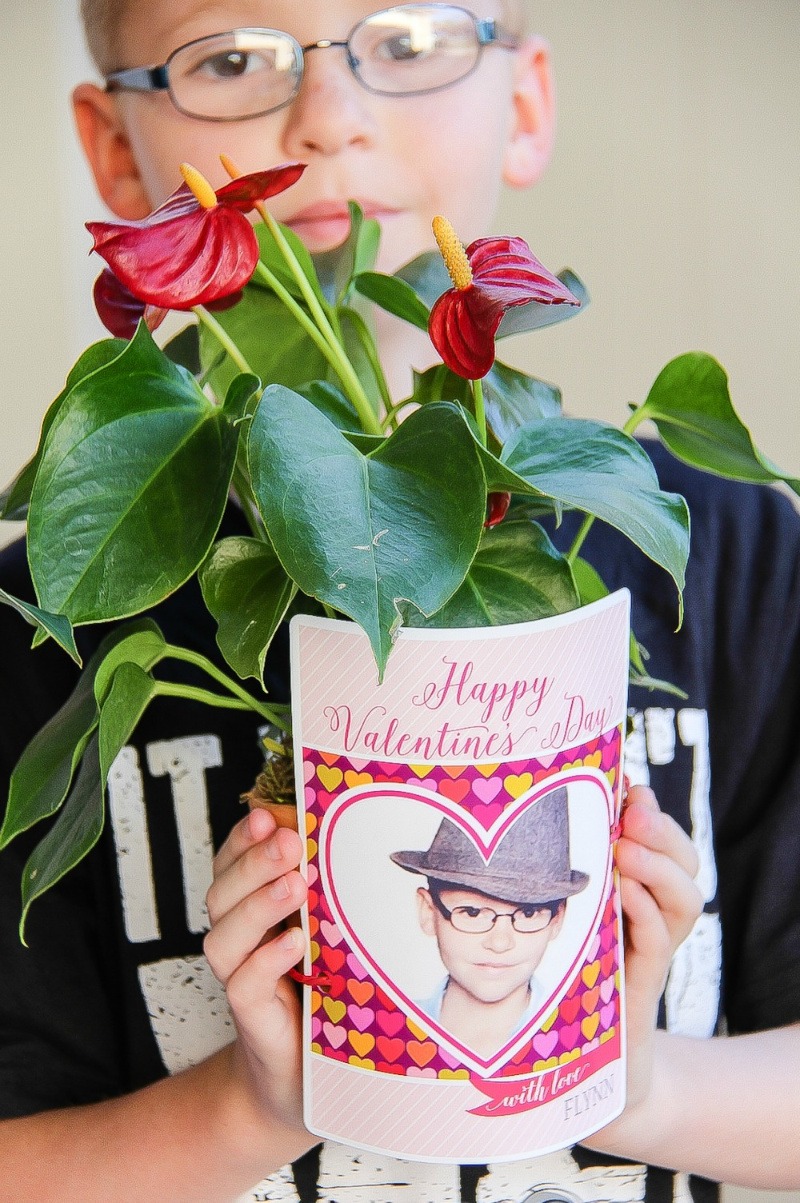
[482,915,517,952]
[281,48,377,157]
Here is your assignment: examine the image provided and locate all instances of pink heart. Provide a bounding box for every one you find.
[306,863,319,887]
[346,952,368,980]
[303,761,316,784]
[311,1016,322,1040]
[470,801,504,828]
[472,777,502,804]
[407,1067,437,1078]
[559,1022,582,1051]
[347,1005,375,1032]
[304,786,316,807]
[600,977,615,1004]
[323,1023,347,1049]
[600,1002,616,1030]
[587,933,601,961]
[532,1030,558,1059]
[376,1011,405,1038]
[582,1037,600,1054]
[600,923,615,952]
[320,920,343,947]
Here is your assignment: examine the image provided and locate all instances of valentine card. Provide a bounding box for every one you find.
[290,590,630,1163]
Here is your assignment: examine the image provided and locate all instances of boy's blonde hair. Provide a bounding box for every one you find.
[81,0,526,73]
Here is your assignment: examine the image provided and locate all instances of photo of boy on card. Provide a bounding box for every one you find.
[390,786,589,1058]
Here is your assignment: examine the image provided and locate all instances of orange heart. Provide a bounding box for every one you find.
[475,762,500,778]
[581,1013,600,1041]
[348,979,375,1007]
[317,765,343,791]
[504,772,533,799]
[581,986,600,1015]
[305,812,318,835]
[442,764,467,779]
[582,960,600,988]
[310,991,322,1014]
[308,914,319,937]
[348,1030,375,1058]
[345,770,373,788]
[408,1040,437,1068]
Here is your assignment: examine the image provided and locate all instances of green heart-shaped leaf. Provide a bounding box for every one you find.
[404,520,579,628]
[199,536,296,681]
[1,338,127,522]
[353,271,431,331]
[314,203,381,303]
[248,390,486,675]
[501,418,690,609]
[29,324,239,624]
[635,352,800,494]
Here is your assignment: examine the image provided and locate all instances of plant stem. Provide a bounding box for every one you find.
[154,682,265,712]
[194,306,254,376]
[338,306,392,417]
[623,406,648,437]
[164,643,291,730]
[472,377,487,446]
[255,209,383,436]
[381,397,417,433]
[565,513,595,565]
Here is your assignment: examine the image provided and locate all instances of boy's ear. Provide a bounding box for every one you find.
[502,36,555,190]
[72,83,153,220]
[416,887,437,937]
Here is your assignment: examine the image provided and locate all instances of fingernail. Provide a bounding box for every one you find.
[266,831,284,860]
[268,876,290,899]
[282,927,303,951]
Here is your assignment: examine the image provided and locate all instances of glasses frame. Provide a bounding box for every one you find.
[103,5,520,123]
[431,892,562,935]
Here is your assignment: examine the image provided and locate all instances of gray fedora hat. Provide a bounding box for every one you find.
[390,786,589,903]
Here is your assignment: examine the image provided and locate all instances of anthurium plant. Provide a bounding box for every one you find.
[2,157,798,937]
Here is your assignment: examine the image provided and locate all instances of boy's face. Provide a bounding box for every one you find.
[417,885,565,1006]
[75,0,553,273]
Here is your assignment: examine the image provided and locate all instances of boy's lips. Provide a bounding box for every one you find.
[285,201,399,250]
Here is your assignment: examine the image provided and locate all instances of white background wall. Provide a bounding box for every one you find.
[0,1,799,1197]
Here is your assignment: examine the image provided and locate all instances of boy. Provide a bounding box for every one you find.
[0,2,798,1201]
[391,787,588,1056]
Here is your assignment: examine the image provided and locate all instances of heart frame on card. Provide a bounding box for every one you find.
[318,768,614,1076]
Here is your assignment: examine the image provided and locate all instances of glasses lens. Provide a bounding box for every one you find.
[351,5,479,96]
[168,30,301,120]
[512,906,555,933]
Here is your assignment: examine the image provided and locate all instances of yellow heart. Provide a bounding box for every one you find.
[348,1055,375,1070]
[533,1056,558,1071]
[559,1048,581,1065]
[607,767,617,789]
[323,997,346,1023]
[345,770,373,788]
[311,1042,322,1055]
[317,765,343,791]
[582,961,600,988]
[406,1017,429,1041]
[539,1007,559,1033]
[600,1028,617,1044]
[581,1013,600,1041]
[348,1030,375,1057]
[504,772,533,798]
[583,751,602,769]
[410,763,435,778]
[475,762,500,778]
[306,837,318,860]
[305,812,318,835]
[310,940,320,962]
[438,1068,470,1079]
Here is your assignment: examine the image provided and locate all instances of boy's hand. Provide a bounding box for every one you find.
[584,784,703,1150]
[203,807,313,1156]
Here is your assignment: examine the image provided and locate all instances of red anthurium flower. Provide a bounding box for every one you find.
[94,268,168,339]
[87,161,305,311]
[484,491,511,528]
[429,217,580,379]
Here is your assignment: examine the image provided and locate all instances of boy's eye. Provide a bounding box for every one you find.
[459,906,483,918]
[192,51,268,80]
[375,33,432,63]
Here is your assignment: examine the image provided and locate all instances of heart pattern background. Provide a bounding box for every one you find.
[303,727,622,1081]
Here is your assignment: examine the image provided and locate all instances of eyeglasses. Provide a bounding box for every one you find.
[104,4,519,122]
[432,895,561,934]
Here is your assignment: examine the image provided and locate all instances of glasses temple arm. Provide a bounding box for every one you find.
[105,64,169,94]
